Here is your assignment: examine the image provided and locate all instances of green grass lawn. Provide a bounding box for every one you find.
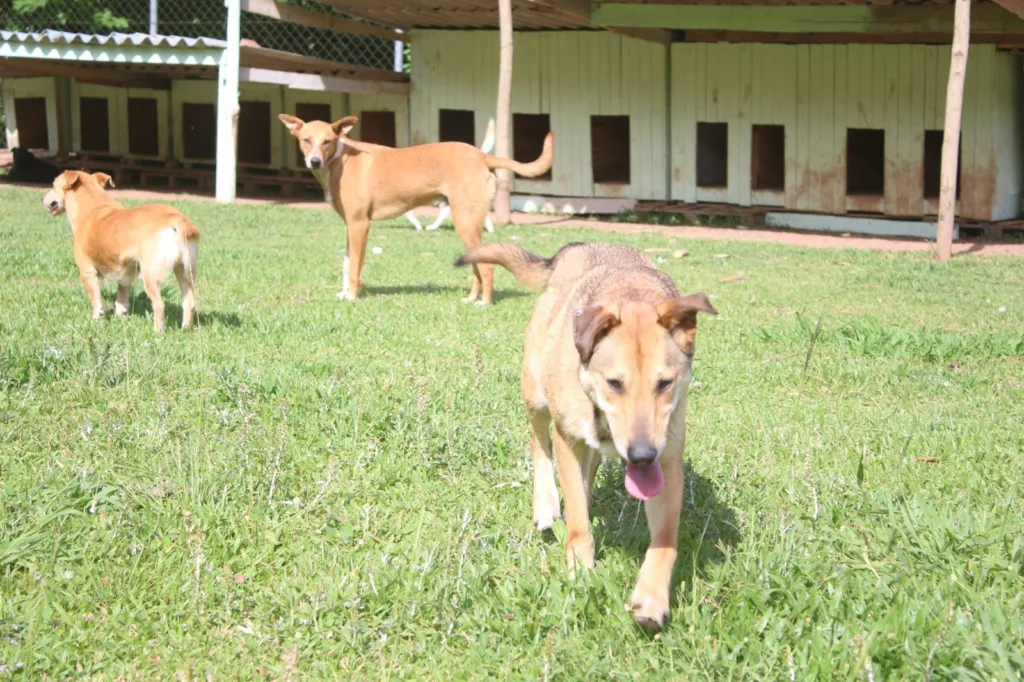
[1,185,1022,680]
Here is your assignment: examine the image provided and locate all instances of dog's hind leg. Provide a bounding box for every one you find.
[81,269,105,320]
[427,203,449,231]
[450,201,492,305]
[528,407,560,531]
[141,271,167,333]
[174,260,197,329]
[405,210,425,231]
[114,274,134,319]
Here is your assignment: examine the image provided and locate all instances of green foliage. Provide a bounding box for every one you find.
[1,186,1022,678]
[10,0,132,33]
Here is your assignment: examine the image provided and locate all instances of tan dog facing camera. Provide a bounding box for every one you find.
[457,241,717,630]
[42,171,199,332]
[279,113,553,305]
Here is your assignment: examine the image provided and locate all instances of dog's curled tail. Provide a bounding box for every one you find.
[483,132,554,178]
[455,243,553,292]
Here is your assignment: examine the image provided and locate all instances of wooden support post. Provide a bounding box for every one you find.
[937,0,971,261]
[494,0,514,226]
[216,0,241,203]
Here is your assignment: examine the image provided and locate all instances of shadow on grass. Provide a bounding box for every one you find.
[122,291,243,329]
[362,283,529,302]
[591,461,742,605]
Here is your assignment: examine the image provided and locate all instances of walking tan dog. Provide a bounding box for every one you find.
[279,113,553,304]
[456,242,717,629]
[42,170,199,332]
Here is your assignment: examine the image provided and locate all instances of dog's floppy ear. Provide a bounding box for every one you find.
[278,113,305,135]
[58,170,82,191]
[331,116,358,137]
[573,304,621,364]
[656,293,717,354]
[91,172,115,189]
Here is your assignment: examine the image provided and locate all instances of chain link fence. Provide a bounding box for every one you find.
[3,0,397,70]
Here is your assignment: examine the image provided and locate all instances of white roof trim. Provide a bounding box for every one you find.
[0,30,224,67]
[0,30,226,49]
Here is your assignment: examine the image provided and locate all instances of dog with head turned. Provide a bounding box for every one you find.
[42,170,199,332]
[456,241,717,630]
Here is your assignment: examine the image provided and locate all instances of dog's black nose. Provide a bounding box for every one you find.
[309,158,322,169]
[627,443,658,465]
[49,201,58,209]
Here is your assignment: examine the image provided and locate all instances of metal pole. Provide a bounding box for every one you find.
[215,0,241,203]
[393,30,404,72]
[149,0,158,35]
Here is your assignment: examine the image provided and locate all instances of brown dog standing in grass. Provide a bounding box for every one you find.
[279,114,554,305]
[457,241,717,629]
[42,170,199,332]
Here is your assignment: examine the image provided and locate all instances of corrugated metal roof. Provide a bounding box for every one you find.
[0,30,226,50]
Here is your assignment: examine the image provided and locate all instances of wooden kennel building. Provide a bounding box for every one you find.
[1,2,408,203]
[321,0,1024,224]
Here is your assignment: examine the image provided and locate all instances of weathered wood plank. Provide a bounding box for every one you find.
[883,45,900,212]
[908,45,927,215]
[833,44,848,212]
[592,4,1024,35]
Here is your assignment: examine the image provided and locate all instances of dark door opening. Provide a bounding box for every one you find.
[923,129,961,199]
[79,97,111,153]
[360,111,397,147]
[697,122,728,188]
[591,115,630,184]
[846,128,885,196]
[751,124,785,191]
[439,109,475,145]
[14,97,49,150]
[513,113,552,181]
[182,102,216,160]
[238,100,271,166]
[127,98,160,156]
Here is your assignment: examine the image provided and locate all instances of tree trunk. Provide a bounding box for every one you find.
[937,0,971,262]
[494,0,514,226]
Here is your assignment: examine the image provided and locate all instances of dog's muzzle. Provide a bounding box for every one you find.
[42,194,63,216]
[308,157,322,169]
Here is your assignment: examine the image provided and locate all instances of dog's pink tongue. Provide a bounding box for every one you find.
[624,462,665,500]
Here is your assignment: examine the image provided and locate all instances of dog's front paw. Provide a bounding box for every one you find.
[461,295,478,304]
[565,533,595,577]
[533,503,560,532]
[337,290,357,302]
[627,585,670,631]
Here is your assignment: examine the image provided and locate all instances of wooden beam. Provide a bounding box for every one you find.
[938,0,971,261]
[992,0,1024,21]
[527,0,591,22]
[682,29,1024,45]
[495,0,514,225]
[240,0,408,42]
[0,60,174,88]
[592,4,1024,35]
[239,45,409,82]
[610,27,675,45]
[310,0,414,31]
[241,67,409,95]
